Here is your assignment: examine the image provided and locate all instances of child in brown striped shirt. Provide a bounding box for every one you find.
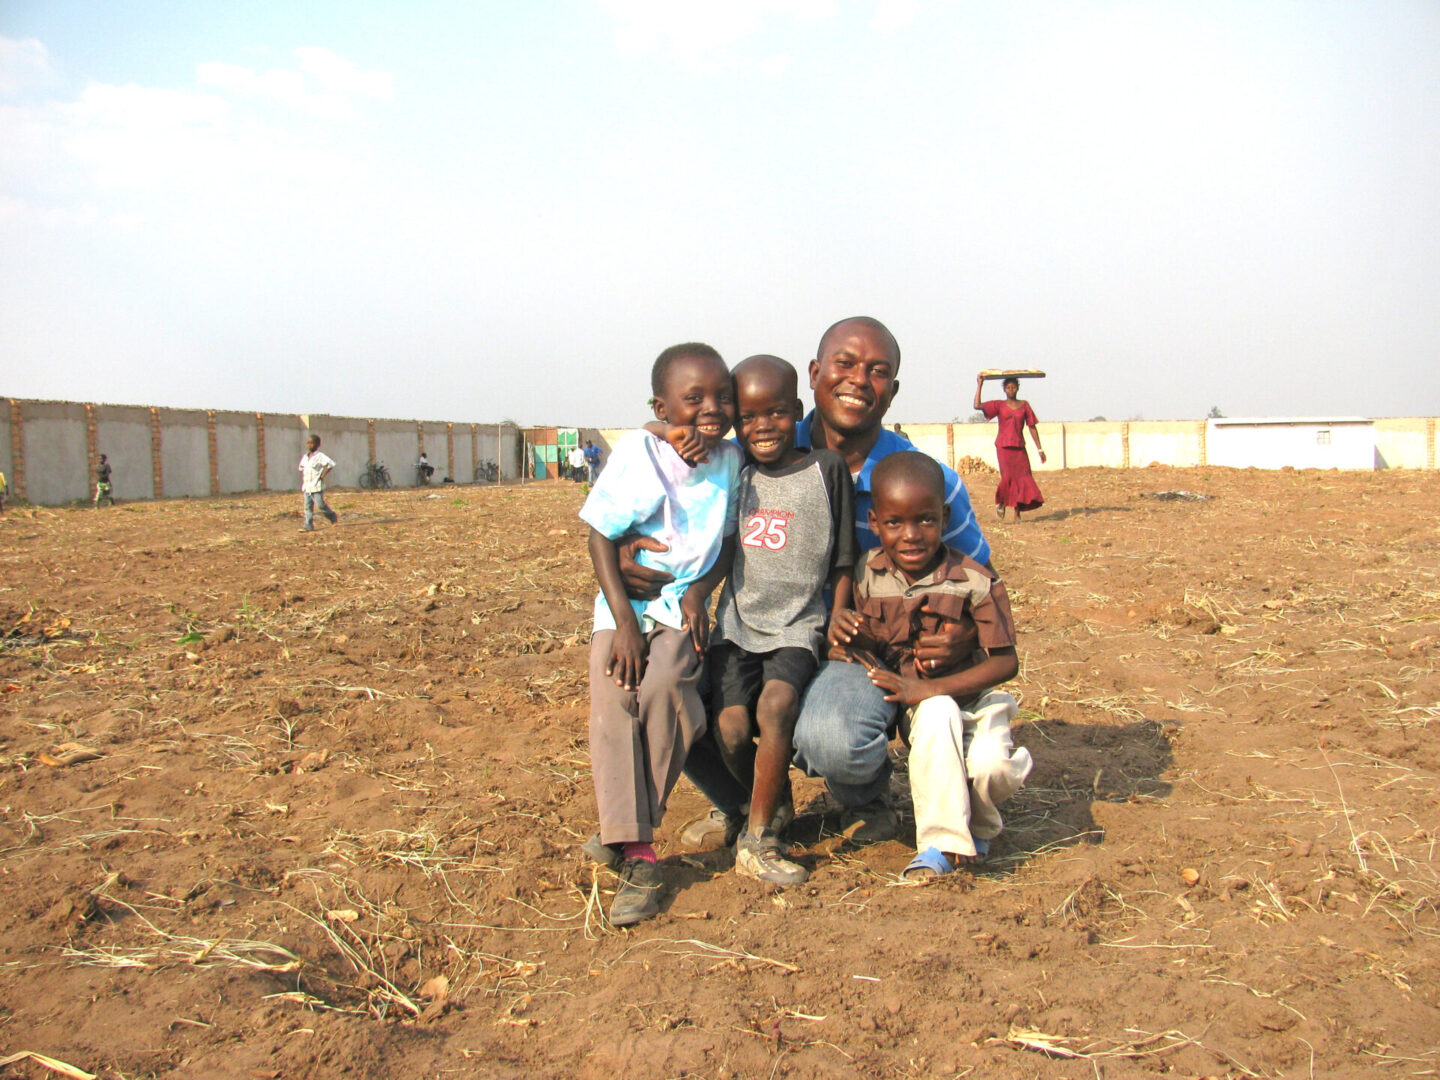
[828,451,1033,880]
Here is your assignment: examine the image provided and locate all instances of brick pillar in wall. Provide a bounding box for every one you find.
[367,419,376,464]
[8,400,25,502]
[207,411,220,496]
[1199,421,1208,467]
[257,414,267,490]
[85,404,99,484]
[446,423,455,481]
[945,423,955,469]
[1121,421,1131,469]
[150,407,164,498]
[1427,417,1436,471]
[471,425,478,477]
[416,421,424,456]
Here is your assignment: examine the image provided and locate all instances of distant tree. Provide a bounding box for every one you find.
[967,411,985,423]
[1089,415,1107,422]
[1207,406,1224,419]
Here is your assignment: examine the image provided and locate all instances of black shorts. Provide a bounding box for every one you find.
[709,642,817,712]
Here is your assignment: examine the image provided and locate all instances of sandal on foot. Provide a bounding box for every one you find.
[902,847,955,882]
[973,836,991,859]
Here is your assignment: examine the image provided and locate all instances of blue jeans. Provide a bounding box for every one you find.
[304,490,337,529]
[790,660,898,808]
[682,658,897,814]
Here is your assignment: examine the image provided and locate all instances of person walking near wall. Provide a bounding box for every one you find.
[299,435,339,531]
[94,454,114,507]
[974,374,1045,522]
[584,440,602,483]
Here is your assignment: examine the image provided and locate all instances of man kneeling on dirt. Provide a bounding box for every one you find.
[618,316,994,855]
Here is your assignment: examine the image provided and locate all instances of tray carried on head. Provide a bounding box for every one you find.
[979,368,1046,380]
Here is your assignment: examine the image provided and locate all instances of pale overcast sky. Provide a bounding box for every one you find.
[2,1,1437,426]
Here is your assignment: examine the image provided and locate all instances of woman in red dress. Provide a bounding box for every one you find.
[974,374,1046,521]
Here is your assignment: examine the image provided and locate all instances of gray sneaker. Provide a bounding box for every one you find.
[679,807,745,850]
[735,829,809,887]
[609,858,663,927]
[839,797,900,845]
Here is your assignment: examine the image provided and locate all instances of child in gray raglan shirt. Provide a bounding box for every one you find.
[706,355,857,887]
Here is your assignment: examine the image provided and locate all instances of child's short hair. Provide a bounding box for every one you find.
[733,354,798,397]
[871,450,944,502]
[652,343,724,398]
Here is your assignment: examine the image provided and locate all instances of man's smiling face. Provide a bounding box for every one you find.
[809,320,900,439]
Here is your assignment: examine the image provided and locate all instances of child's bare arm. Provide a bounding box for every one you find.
[588,528,647,690]
[640,420,708,465]
[679,535,735,654]
[864,646,1018,707]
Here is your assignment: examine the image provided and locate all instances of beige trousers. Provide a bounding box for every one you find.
[905,689,1033,857]
[588,627,706,845]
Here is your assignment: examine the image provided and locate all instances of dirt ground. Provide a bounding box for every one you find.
[1,466,1436,1080]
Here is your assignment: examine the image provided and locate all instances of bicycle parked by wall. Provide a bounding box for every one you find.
[358,461,392,489]
[474,460,499,483]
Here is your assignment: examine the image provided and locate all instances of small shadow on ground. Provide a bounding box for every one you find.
[1029,506,1134,522]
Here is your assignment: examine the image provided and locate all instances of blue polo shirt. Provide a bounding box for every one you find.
[795,412,991,565]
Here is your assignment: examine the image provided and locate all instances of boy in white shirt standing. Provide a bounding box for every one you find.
[299,435,340,532]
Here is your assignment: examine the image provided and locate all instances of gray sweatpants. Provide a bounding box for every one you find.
[588,627,706,845]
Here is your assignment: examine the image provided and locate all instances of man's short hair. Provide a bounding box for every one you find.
[816,316,901,373]
[652,342,724,398]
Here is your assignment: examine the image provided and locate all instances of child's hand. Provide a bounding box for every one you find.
[912,601,966,672]
[664,425,709,466]
[863,664,930,706]
[605,623,647,691]
[679,589,711,654]
[827,608,866,651]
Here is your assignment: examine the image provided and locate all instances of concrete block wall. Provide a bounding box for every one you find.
[1375,417,1436,469]
[420,422,448,482]
[262,414,308,492]
[0,402,13,497]
[1,391,1432,506]
[23,401,91,505]
[93,405,156,501]
[497,425,521,480]
[453,424,477,482]
[372,420,419,483]
[214,411,260,495]
[158,408,211,498]
[949,423,1004,468]
[1128,422,1205,469]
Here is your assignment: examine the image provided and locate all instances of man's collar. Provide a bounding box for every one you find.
[798,410,903,487]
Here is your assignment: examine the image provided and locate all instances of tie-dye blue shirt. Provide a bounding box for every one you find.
[580,431,743,633]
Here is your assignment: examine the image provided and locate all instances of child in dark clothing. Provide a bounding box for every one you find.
[94,455,114,507]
